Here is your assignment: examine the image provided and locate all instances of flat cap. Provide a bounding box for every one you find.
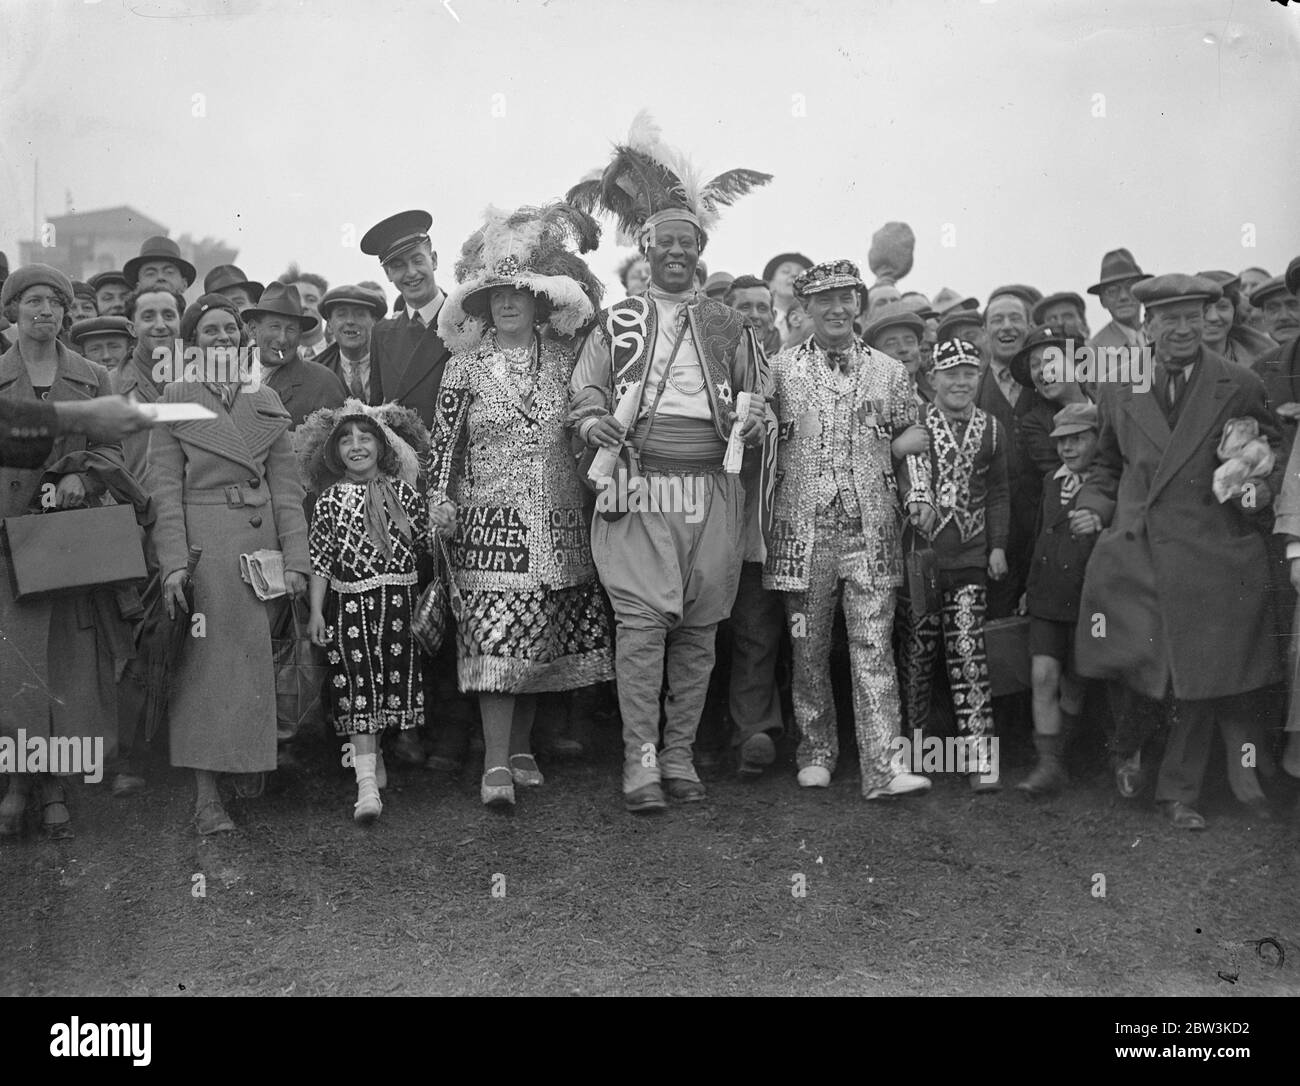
[862,302,926,345]
[1049,402,1099,438]
[1132,273,1223,310]
[1031,291,1087,325]
[69,315,133,344]
[88,269,129,292]
[319,284,388,321]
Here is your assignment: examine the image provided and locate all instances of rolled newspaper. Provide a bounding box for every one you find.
[724,391,753,474]
[586,384,642,483]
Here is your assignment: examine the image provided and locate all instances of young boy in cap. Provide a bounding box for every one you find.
[764,259,934,799]
[902,337,1009,789]
[1019,402,1104,795]
[89,270,131,317]
[69,315,133,374]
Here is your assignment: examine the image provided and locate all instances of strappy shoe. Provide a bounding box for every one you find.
[195,800,235,836]
[481,766,515,808]
[508,754,544,787]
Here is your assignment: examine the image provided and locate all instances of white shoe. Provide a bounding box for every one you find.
[354,780,382,824]
[797,766,831,788]
[865,772,931,800]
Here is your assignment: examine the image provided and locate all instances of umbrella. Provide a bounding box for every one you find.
[126,544,202,741]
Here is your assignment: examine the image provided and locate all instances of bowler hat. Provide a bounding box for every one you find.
[239,281,319,332]
[88,269,129,292]
[123,236,196,289]
[762,252,813,284]
[69,315,133,345]
[862,302,926,346]
[361,210,434,265]
[1133,274,1222,311]
[319,284,388,321]
[1,263,75,309]
[204,264,265,303]
[1031,291,1087,325]
[1011,324,1075,389]
[1049,402,1098,438]
[1087,248,1149,295]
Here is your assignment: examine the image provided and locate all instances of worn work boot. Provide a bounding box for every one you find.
[1017,732,1068,797]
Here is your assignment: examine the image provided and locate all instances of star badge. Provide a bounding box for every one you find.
[715,378,733,404]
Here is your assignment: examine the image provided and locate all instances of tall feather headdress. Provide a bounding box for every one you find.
[566,111,772,251]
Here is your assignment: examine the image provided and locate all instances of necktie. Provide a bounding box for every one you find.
[1167,367,1185,410]
[411,311,425,330]
[826,350,852,374]
[348,363,366,401]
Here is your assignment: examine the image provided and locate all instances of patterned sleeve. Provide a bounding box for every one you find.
[309,486,339,579]
[887,359,919,435]
[401,478,431,555]
[424,353,472,506]
[566,323,614,436]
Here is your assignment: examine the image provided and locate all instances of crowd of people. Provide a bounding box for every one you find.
[1,114,1298,838]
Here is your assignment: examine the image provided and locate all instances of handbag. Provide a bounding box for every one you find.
[576,321,687,521]
[273,597,328,743]
[902,525,942,622]
[984,615,1032,697]
[412,535,461,657]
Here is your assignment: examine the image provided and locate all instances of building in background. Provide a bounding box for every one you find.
[18,205,237,288]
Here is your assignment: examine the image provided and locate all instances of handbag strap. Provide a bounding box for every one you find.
[437,535,463,609]
[632,319,690,459]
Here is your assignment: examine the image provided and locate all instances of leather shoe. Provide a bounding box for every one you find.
[1161,801,1207,830]
[664,778,706,803]
[1114,751,1143,799]
[1240,797,1272,822]
[624,783,667,813]
[738,733,776,780]
[111,773,146,798]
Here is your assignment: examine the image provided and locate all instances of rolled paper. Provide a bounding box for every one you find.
[586,384,641,483]
[724,391,753,474]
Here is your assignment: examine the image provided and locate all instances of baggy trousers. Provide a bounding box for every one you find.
[591,470,743,793]
[782,519,901,794]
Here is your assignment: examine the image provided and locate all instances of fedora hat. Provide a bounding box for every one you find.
[123,236,196,289]
[1087,248,1150,295]
[239,281,319,332]
[204,264,265,302]
[931,287,979,315]
[762,251,813,284]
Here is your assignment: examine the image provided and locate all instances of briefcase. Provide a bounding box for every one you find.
[3,504,147,600]
[984,615,1031,697]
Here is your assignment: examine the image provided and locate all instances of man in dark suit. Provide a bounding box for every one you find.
[315,285,387,404]
[242,283,346,428]
[976,289,1039,617]
[1075,274,1282,830]
[361,210,466,770]
[361,210,451,429]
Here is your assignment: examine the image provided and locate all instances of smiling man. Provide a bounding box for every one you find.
[242,283,345,428]
[566,115,771,811]
[1075,274,1282,830]
[1086,248,1148,352]
[277,268,330,360]
[315,285,387,404]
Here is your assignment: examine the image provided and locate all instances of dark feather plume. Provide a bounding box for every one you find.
[704,169,773,213]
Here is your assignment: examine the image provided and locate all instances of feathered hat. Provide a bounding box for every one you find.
[296,399,430,494]
[566,110,772,252]
[437,202,605,353]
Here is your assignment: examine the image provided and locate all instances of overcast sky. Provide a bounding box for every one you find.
[2,0,1297,327]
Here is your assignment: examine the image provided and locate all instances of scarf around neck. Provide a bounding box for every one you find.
[352,474,412,562]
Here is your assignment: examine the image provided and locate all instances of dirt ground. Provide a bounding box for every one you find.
[1,703,1297,998]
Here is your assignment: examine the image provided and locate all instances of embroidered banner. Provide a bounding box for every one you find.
[456,506,530,573]
[766,517,808,581]
[549,507,590,572]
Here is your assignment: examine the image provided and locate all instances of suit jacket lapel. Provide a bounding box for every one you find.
[1148,352,1235,501]
[393,318,449,401]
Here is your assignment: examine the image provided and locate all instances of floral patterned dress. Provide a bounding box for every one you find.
[309,476,430,735]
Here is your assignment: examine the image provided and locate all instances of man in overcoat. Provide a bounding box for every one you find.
[1074,274,1282,829]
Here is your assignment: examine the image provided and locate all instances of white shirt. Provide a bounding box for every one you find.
[339,353,371,397]
[408,289,444,329]
[643,288,711,421]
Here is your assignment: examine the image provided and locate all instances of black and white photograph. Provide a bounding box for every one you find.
[1,0,1298,1036]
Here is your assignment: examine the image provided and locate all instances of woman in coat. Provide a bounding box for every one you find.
[428,204,614,809]
[148,306,310,835]
[0,265,132,839]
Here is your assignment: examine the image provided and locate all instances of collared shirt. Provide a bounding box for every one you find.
[644,286,711,420]
[990,361,1020,406]
[408,289,445,329]
[1053,462,1090,505]
[297,329,326,361]
[340,353,371,399]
